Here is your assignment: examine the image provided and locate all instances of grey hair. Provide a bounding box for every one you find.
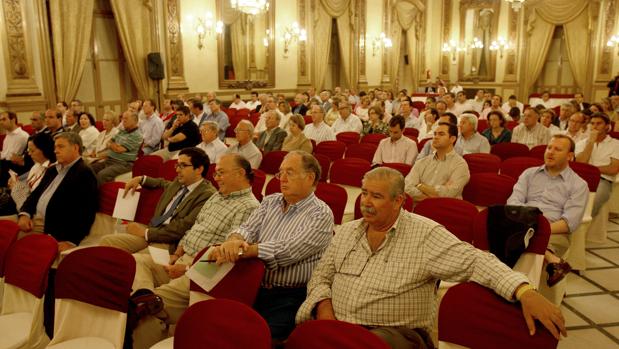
[54,131,84,155]
[267,110,281,122]
[312,104,326,114]
[285,150,321,186]
[362,167,405,199]
[203,120,219,133]
[236,119,255,134]
[459,113,478,131]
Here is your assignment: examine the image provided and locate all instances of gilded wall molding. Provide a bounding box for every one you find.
[597,0,616,81]
[441,0,452,77]
[504,6,519,81]
[297,0,310,86]
[381,0,390,84]
[164,0,189,93]
[357,0,367,86]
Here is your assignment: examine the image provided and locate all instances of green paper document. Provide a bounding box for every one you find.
[186,246,234,292]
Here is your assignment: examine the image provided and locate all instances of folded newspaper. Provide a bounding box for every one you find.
[186,246,234,292]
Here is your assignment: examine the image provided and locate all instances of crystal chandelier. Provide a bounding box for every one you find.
[230,0,269,15]
[505,0,525,12]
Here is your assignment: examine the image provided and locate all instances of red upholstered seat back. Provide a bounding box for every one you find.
[381,162,412,177]
[528,144,547,160]
[264,177,280,196]
[132,155,163,178]
[206,163,219,189]
[98,181,126,216]
[55,247,135,312]
[439,282,558,349]
[463,153,501,174]
[569,161,601,192]
[161,159,178,181]
[134,187,164,225]
[499,156,544,179]
[4,234,58,298]
[329,158,371,187]
[462,173,516,207]
[314,153,331,182]
[417,138,431,152]
[259,151,288,175]
[315,183,348,225]
[0,220,19,277]
[477,119,488,133]
[491,142,530,160]
[360,133,387,145]
[413,198,477,243]
[174,299,271,349]
[252,169,267,201]
[315,141,346,162]
[286,320,390,349]
[345,143,377,163]
[336,132,361,145]
[403,127,419,138]
[190,248,265,306]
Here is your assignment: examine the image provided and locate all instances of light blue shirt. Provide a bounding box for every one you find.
[507,165,588,233]
[232,192,334,288]
[455,132,491,155]
[139,113,164,154]
[201,111,230,140]
[36,158,80,219]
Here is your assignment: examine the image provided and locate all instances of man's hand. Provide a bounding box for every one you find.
[169,254,180,265]
[315,299,337,320]
[18,215,33,232]
[215,240,250,264]
[163,263,187,279]
[520,289,567,340]
[10,154,24,166]
[126,223,146,237]
[587,129,599,144]
[57,241,74,252]
[124,176,143,197]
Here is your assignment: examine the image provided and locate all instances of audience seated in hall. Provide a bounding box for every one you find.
[397,96,422,130]
[18,132,98,251]
[541,109,562,136]
[372,115,418,167]
[255,110,287,154]
[64,109,80,133]
[138,99,164,155]
[502,94,525,115]
[0,111,30,185]
[202,99,230,140]
[557,103,576,131]
[77,112,100,155]
[417,113,464,160]
[405,122,470,203]
[324,96,340,127]
[228,93,247,110]
[456,113,491,155]
[507,135,588,287]
[511,107,551,149]
[130,154,260,349]
[277,99,293,131]
[84,110,119,163]
[246,91,261,111]
[481,110,512,145]
[297,167,566,348]
[362,105,390,137]
[188,98,206,127]
[282,114,313,154]
[100,147,216,254]
[331,100,363,135]
[227,120,263,169]
[196,121,227,164]
[292,93,309,116]
[560,111,588,143]
[91,110,143,185]
[152,106,200,161]
[303,104,336,145]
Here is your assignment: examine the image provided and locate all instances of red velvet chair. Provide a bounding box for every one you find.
[236,108,250,118]
[252,169,267,201]
[21,125,35,135]
[259,151,288,175]
[249,113,261,127]
[227,116,245,137]
[161,159,178,181]
[381,162,412,177]
[329,158,371,187]
[360,133,387,145]
[345,143,377,163]
[528,144,547,160]
[206,163,218,189]
[314,153,331,182]
[174,299,271,349]
[417,137,431,152]
[303,115,313,126]
[264,177,280,196]
[286,320,389,349]
[95,121,104,132]
[315,183,348,225]
[98,182,126,216]
[462,173,516,208]
[132,155,164,178]
[438,282,558,349]
[570,161,601,192]
[506,120,519,130]
[315,141,347,162]
[412,101,425,112]
[499,156,544,180]
[354,193,414,220]
[336,132,361,145]
[0,220,19,278]
[413,198,478,243]
[134,187,165,225]
[476,119,488,133]
[403,127,419,138]
[491,142,530,161]
[463,153,501,174]
[224,108,237,119]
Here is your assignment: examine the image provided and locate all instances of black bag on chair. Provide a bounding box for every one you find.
[487,205,541,268]
[0,187,17,216]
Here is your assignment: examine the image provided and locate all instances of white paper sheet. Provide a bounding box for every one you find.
[186,247,234,292]
[112,189,140,221]
[148,246,171,266]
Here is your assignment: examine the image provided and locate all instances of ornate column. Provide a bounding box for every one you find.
[503,5,519,81]
[440,0,452,79]
[357,0,367,88]
[297,0,311,88]
[1,0,46,111]
[381,0,390,87]
[597,0,615,82]
[163,0,189,95]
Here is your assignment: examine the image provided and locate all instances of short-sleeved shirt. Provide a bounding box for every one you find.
[575,135,619,181]
[169,121,201,152]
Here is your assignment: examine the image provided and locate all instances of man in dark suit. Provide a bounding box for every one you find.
[18,132,98,251]
[255,110,287,154]
[292,93,309,116]
[99,147,216,253]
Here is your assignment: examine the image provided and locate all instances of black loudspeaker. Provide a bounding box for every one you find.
[404,54,409,65]
[147,52,165,80]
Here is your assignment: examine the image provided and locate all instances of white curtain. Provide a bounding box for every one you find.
[391,1,423,91]
[49,0,94,102]
[110,0,156,99]
[523,0,590,93]
[222,3,247,80]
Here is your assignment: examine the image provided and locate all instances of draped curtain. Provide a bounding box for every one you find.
[110,0,156,99]
[312,0,354,91]
[522,0,590,94]
[49,0,94,102]
[222,4,247,80]
[390,1,423,92]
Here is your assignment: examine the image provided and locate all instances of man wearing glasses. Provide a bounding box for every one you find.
[297,167,567,348]
[560,112,588,143]
[130,153,260,349]
[227,119,263,169]
[99,147,216,254]
[210,151,334,343]
[331,101,363,135]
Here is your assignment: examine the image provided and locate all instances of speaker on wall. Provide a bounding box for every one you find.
[147,52,165,80]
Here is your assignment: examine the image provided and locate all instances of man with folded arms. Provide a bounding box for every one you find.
[297,167,567,348]
[99,147,216,254]
[210,151,334,342]
[130,153,259,349]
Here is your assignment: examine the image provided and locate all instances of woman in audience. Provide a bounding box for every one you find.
[589,103,603,114]
[600,97,613,114]
[282,114,312,153]
[541,109,561,135]
[418,108,440,140]
[324,97,340,126]
[361,105,389,137]
[481,110,512,145]
[7,132,55,211]
[277,100,293,131]
[355,95,371,121]
[78,112,100,155]
[85,111,119,163]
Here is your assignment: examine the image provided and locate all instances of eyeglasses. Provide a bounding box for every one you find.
[274,169,309,180]
[336,235,370,276]
[214,168,240,177]
[175,163,193,170]
[234,129,250,133]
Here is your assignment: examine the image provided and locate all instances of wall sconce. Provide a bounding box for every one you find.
[371,32,393,57]
[188,13,223,50]
[468,37,484,51]
[282,22,307,58]
[263,29,271,47]
[607,35,619,55]
[489,37,512,58]
[442,40,466,64]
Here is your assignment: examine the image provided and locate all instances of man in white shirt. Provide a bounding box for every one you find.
[303,105,336,144]
[227,120,262,169]
[481,95,508,120]
[139,99,164,155]
[575,113,619,217]
[190,98,207,127]
[197,121,227,164]
[454,91,474,116]
[512,107,551,149]
[560,112,588,143]
[443,93,460,116]
[246,91,261,111]
[228,94,247,110]
[399,98,422,130]
[456,113,491,154]
[502,95,524,115]
[0,111,29,184]
[471,89,486,113]
[557,103,575,131]
[331,101,362,135]
[372,115,418,166]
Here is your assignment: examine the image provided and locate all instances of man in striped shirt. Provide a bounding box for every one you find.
[210,151,334,341]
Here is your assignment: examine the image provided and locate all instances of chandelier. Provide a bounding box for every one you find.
[230,0,269,15]
[505,0,525,12]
